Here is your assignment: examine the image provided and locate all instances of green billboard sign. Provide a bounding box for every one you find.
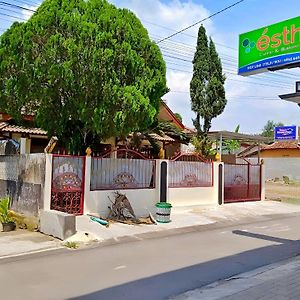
[239,16,300,76]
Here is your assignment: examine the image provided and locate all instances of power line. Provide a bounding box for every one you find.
[0,11,26,21]
[0,6,27,16]
[162,49,295,88]
[147,22,238,51]
[166,67,292,89]
[168,91,283,102]
[0,2,36,12]
[156,0,246,44]
[1,0,297,88]
[12,0,40,6]
[153,34,300,80]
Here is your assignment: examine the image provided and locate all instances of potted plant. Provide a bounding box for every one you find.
[0,196,16,232]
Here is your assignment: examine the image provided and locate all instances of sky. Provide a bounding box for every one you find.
[1,0,300,134]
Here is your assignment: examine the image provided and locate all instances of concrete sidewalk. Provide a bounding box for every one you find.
[0,229,62,259]
[1,201,300,260]
[74,201,300,243]
[172,255,300,300]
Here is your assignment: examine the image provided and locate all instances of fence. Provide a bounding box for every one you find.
[90,149,156,190]
[90,157,156,190]
[224,163,261,203]
[168,161,213,188]
[168,152,213,188]
[42,153,264,217]
[50,155,85,215]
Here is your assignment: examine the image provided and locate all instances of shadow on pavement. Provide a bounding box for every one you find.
[70,231,300,300]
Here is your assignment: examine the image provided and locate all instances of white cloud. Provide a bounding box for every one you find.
[164,70,194,126]
[110,0,215,129]
[17,1,300,134]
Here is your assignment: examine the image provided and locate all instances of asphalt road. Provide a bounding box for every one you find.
[1,215,300,300]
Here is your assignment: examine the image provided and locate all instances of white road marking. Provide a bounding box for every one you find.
[114,265,126,270]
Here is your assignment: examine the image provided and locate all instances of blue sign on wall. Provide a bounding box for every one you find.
[274,126,298,141]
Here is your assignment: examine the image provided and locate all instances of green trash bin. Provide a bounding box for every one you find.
[155,202,172,223]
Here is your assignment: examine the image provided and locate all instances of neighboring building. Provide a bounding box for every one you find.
[0,102,189,157]
[239,141,300,158]
[157,101,189,158]
[238,140,300,181]
[0,112,48,154]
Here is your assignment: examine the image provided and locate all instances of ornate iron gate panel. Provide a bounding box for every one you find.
[51,155,85,215]
[224,163,261,203]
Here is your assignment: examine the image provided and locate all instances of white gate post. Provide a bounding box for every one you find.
[83,155,92,215]
[261,161,266,201]
[43,154,53,211]
[213,161,224,205]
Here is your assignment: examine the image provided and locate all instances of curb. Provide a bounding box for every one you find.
[0,246,67,264]
[78,211,300,250]
[1,211,300,262]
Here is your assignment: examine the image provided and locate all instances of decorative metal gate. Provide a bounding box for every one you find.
[224,163,261,203]
[168,152,213,188]
[51,155,86,215]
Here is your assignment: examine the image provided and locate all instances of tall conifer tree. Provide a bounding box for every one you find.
[190,25,227,156]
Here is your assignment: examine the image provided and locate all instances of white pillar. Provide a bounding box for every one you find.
[83,156,92,214]
[43,154,53,211]
[20,137,27,154]
[213,162,224,205]
[261,162,266,201]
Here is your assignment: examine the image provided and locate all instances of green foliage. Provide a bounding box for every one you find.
[191,135,213,156]
[190,25,226,156]
[283,176,290,184]
[223,125,241,154]
[0,196,13,223]
[64,241,79,249]
[132,120,189,157]
[174,113,183,123]
[154,121,189,143]
[262,120,284,138]
[0,0,167,153]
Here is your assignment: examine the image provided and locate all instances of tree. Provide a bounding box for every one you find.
[0,0,167,153]
[174,113,183,123]
[223,125,241,154]
[262,120,284,138]
[190,25,226,156]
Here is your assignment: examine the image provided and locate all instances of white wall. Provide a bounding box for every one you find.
[240,157,300,181]
[263,158,300,181]
[84,157,163,217]
[168,162,223,206]
[43,156,226,216]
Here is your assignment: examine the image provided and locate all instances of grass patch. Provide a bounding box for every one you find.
[63,241,79,249]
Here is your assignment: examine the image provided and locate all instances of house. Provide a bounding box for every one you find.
[0,112,48,154]
[156,101,190,158]
[238,140,300,181]
[0,102,189,157]
[239,140,300,158]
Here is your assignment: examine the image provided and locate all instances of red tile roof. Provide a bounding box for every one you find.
[263,140,300,150]
[0,122,47,136]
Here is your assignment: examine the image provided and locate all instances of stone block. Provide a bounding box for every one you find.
[40,210,76,240]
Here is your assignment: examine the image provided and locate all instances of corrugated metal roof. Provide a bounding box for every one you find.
[0,122,47,136]
[207,130,271,143]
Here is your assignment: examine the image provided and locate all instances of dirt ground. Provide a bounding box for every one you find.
[266,181,300,204]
